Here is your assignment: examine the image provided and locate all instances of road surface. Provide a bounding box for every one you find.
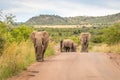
[9,52,120,80]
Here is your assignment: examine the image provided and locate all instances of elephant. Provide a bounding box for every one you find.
[60,39,76,52]
[30,31,49,62]
[72,43,77,52]
[80,32,90,52]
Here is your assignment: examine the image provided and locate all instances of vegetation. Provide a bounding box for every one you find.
[90,43,120,54]
[0,41,55,80]
[1,10,120,80]
[0,22,55,80]
[26,13,120,26]
[89,23,120,54]
[103,23,120,45]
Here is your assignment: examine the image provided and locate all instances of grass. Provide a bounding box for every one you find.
[0,40,55,80]
[44,41,55,57]
[90,43,120,54]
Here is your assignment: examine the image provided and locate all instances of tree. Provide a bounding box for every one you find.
[0,22,8,55]
[5,13,16,25]
[10,25,33,42]
[0,10,16,25]
[103,23,120,45]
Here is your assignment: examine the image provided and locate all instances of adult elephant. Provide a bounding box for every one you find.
[60,39,76,52]
[72,43,77,52]
[80,32,90,52]
[30,31,49,62]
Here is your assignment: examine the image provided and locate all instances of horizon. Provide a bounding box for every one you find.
[1,0,120,22]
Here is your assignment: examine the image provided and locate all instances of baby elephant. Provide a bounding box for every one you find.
[60,39,76,52]
[30,31,49,62]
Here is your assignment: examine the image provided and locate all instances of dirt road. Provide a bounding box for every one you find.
[9,52,120,80]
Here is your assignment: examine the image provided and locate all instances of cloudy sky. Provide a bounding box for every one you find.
[1,0,120,22]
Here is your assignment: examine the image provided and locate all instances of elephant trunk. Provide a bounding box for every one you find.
[35,45,44,61]
[35,39,44,62]
[60,40,63,52]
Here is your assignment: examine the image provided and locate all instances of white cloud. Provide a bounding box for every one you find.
[1,0,120,22]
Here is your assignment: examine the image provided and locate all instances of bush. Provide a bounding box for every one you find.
[91,35,104,43]
[10,25,33,42]
[103,23,120,45]
[0,22,8,55]
[70,35,80,44]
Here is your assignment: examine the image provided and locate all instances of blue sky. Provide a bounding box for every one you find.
[1,0,120,22]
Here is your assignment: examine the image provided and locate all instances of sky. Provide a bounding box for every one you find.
[0,0,120,22]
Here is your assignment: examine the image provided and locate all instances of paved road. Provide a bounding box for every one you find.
[9,52,120,80]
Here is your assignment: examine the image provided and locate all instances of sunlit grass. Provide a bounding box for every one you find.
[90,43,120,54]
[45,41,55,57]
[0,40,55,80]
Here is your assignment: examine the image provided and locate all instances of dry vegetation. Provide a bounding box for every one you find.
[90,43,120,54]
[34,25,92,28]
[0,40,55,80]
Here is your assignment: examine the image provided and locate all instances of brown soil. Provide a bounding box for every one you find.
[8,52,120,80]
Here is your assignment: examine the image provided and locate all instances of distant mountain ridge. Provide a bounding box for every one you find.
[26,13,120,25]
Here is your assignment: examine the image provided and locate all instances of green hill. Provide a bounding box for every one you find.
[26,13,120,26]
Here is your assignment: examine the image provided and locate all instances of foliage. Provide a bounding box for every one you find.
[91,35,104,43]
[103,23,120,45]
[26,13,120,26]
[0,10,16,25]
[4,13,16,25]
[70,35,80,44]
[10,25,33,42]
[0,22,8,55]
[36,27,82,43]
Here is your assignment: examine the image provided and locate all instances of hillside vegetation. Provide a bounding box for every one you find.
[26,13,120,26]
[1,11,120,80]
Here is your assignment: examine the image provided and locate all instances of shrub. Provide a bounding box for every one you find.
[0,22,8,55]
[10,25,33,42]
[91,35,104,43]
[103,23,120,45]
[70,35,80,44]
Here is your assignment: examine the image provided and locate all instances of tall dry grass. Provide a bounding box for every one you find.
[90,43,120,54]
[0,40,55,80]
[0,41,35,80]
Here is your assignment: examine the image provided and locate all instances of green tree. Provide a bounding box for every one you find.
[103,23,120,45]
[0,22,8,55]
[10,25,33,42]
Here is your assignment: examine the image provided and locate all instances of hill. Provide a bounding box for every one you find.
[26,13,120,26]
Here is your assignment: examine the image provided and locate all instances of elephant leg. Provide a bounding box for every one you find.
[70,47,73,52]
[68,47,70,52]
[35,47,37,61]
[85,43,88,52]
[42,48,46,61]
[81,44,84,52]
[81,43,86,52]
[65,47,67,52]
[36,47,43,62]
[67,47,69,52]
[66,47,68,52]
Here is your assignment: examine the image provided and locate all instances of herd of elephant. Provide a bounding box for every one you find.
[30,31,90,62]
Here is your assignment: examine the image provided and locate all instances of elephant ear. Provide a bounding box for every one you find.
[30,31,36,44]
[42,31,49,42]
